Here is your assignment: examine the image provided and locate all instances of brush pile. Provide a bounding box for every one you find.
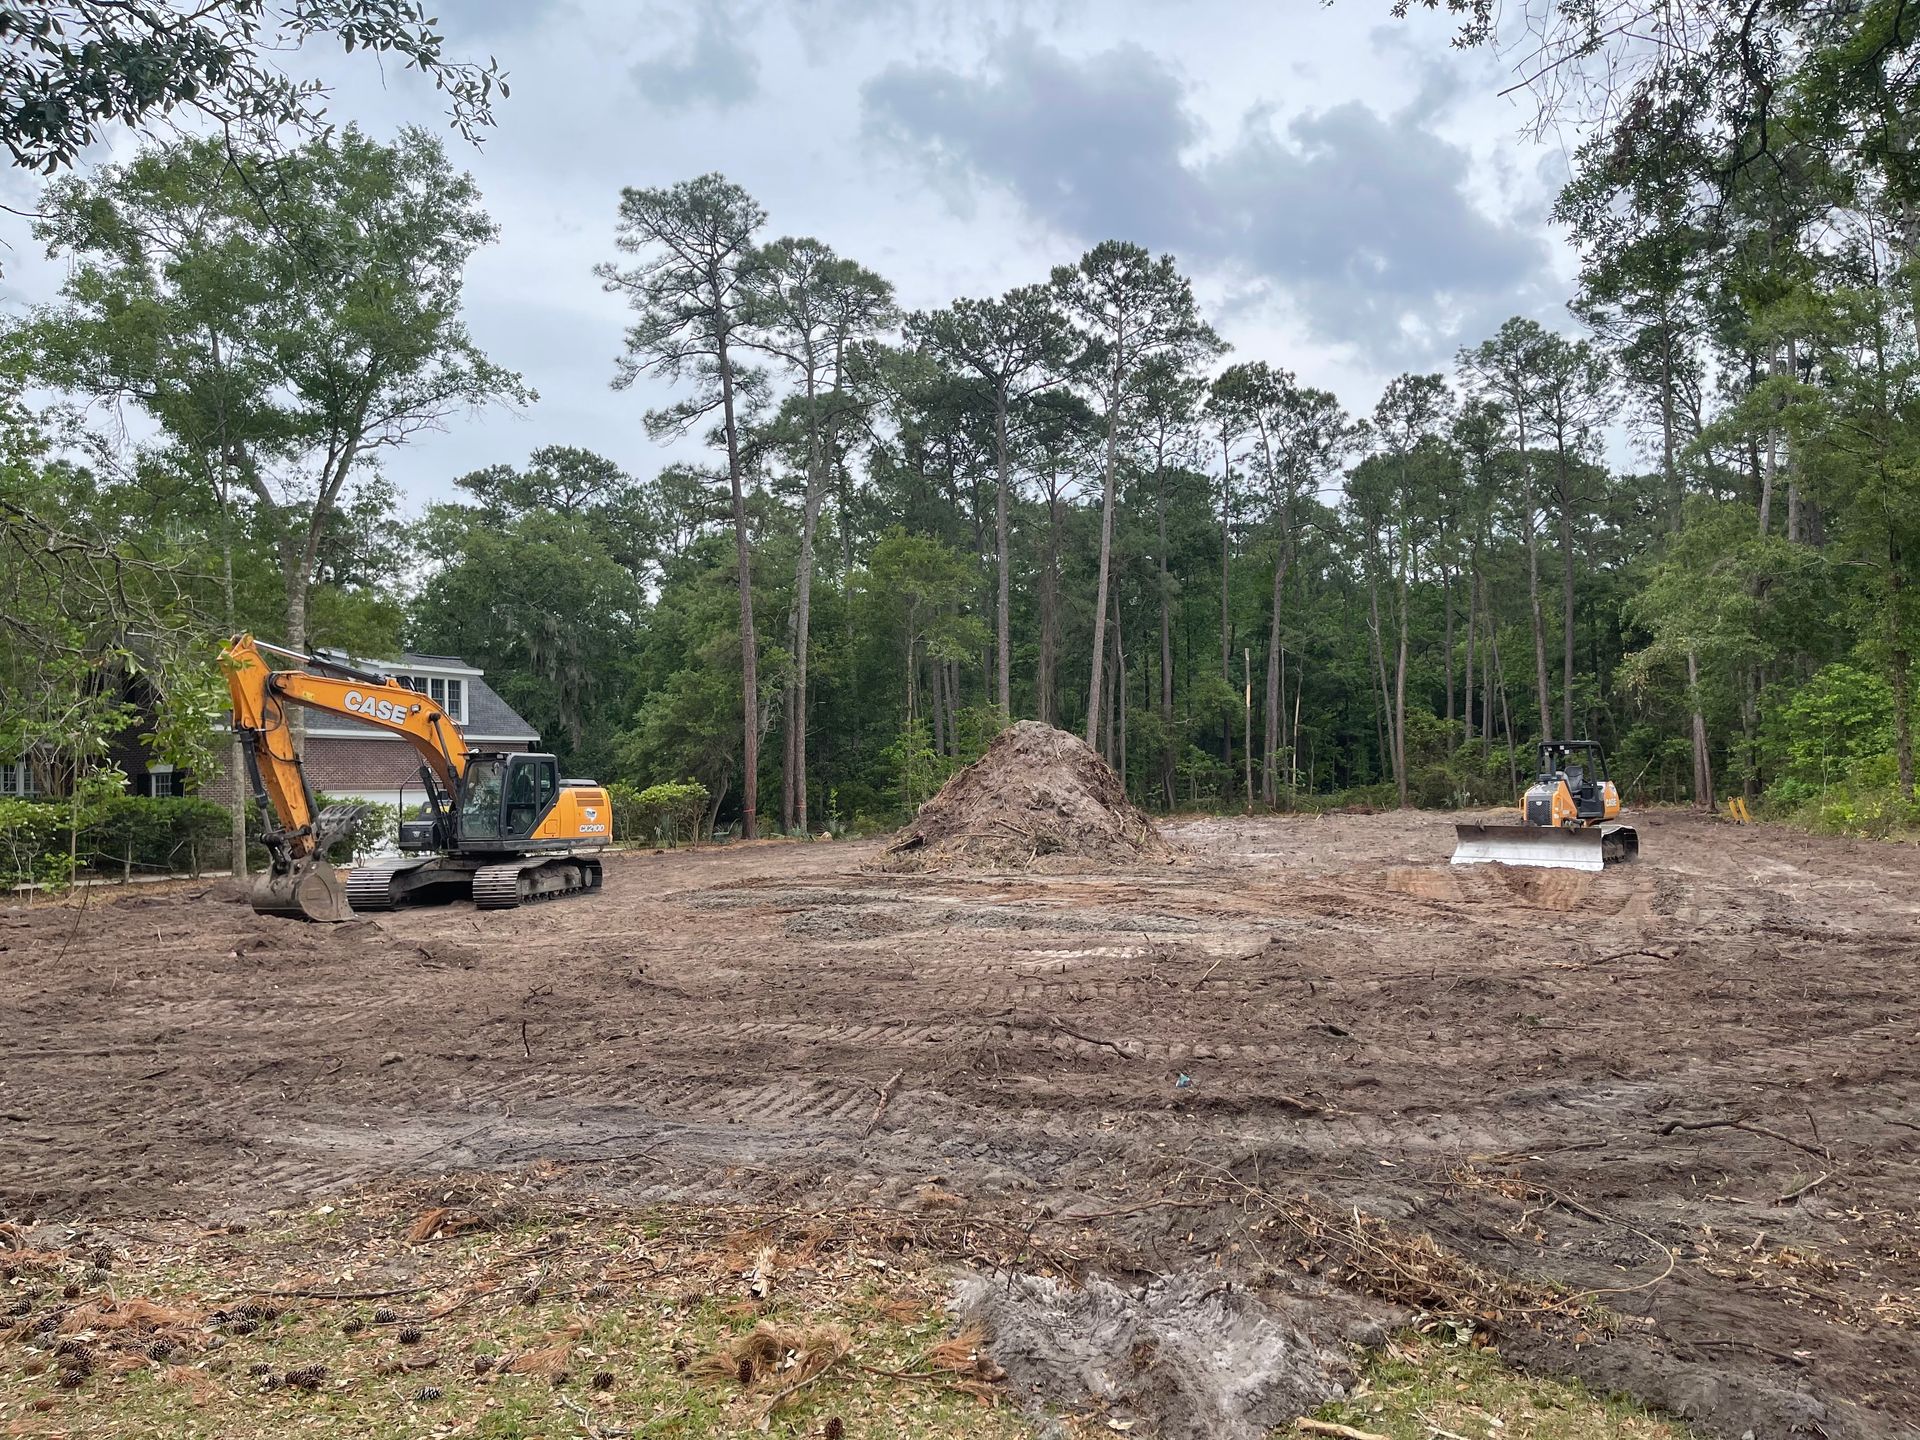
[879,721,1177,873]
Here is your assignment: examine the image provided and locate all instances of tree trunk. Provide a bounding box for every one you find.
[1366,568,1395,787]
[1687,647,1714,810]
[1758,344,1779,537]
[1443,566,1455,744]
[1242,647,1253,808]
[1085,373,1122,747]
[1157,474,1175,810]
[781,677,797,834]
[1038,495,1060,727]
[930,656,947,756]
[788,366,831,837]
[1559,479,1576,742]
[1394,549,1410,809]
[1113,590,1128,792]
[1510,402,1552,742]
[1889,563,1915,801]
[1220,434,1234,791]
[717,335,759,840]
[1462,553,1477,748]
[993,391,1013,715]
[1262,549,1290,807]
[1492,623,1518,796]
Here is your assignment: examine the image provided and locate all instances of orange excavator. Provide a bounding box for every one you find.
[222,635,610,922]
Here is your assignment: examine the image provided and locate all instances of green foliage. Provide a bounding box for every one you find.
[0,3,504,175]
[0,798,74,890]
[605,780,710,847]
[1,793,233,889]
[1783,752,1920,839]
[1763,663,1895,808]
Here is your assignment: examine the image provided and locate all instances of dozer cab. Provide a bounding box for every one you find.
[1452,740,1639,872]
[222,635,610,921]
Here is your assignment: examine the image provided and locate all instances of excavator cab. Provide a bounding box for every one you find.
[455,753,561,845]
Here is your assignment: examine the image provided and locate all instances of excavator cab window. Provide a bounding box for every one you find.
[502,753,560,839]
[459,757,505,839]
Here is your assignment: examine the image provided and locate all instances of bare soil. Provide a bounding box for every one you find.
[4,810,1917,1438]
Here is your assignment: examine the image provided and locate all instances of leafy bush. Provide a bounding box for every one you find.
[1779,751,1920,838]
[0,798,75,890]
[1,794,238,889]
[606,780,710,846]
[85,795,232,876]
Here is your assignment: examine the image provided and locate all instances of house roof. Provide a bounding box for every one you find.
[304,649,540,746]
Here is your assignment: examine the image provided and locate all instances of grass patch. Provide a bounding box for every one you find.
[0,1183,1043,1440]
[1310,1331,1694,1440]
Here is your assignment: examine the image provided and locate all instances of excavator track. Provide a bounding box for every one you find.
[344,856,436,911]
[472,856,604,910]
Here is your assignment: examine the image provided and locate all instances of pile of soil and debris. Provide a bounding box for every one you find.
[878,721,1177,873]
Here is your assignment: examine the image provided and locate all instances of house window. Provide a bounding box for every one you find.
[0,760,34,797]
[146,764,184,799]
[395,675,465,724]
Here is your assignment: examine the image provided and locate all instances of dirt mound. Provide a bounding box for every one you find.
[878,721,1176,873]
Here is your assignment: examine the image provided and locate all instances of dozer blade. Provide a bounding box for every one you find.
[250,864,355,922]
[1451,822,1638,872]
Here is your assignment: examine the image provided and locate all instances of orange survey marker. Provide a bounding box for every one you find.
[1725,797,1753,824]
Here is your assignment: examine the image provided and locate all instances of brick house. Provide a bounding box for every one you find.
[199,651,541,813]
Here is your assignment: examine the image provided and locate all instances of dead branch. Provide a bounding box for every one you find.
[1774,1173,1831,1206]
[1656,1113,1829,1160]
[1296,1420,1389,1440]
[1045,1016,1132,1058]
[860,1068,906,1138]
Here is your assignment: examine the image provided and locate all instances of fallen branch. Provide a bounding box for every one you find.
[1774,1173,1830,1206]
[861,1068,906,1138]
[1656,1114,1828,1160]
[1296,1420,1389,1440]
[1046,1016,1132,1059]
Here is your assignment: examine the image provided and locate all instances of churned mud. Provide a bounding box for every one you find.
[4,809,1917,1438]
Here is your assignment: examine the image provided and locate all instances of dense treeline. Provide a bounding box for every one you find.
[4,2,1919,842]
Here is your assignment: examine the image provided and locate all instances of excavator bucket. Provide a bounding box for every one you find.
[1451,823,1639,872]
[250,864,355,922]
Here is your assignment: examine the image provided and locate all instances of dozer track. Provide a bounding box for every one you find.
[472,855,604,910]
[1451,822,1638,872]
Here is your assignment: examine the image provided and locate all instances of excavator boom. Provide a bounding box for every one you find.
[223,635,468,921]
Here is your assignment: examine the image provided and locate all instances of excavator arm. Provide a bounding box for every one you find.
[221,634,470,919]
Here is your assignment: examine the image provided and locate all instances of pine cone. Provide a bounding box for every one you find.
[412,1385,443,1402]
[372,1305,397,1325]
[591,1370,615,1391]
[341,1316,365,1336]
[285,1364,328,1391]
[56,1369,85,1390]
[472,1355,494,1375]
[228,1319,259,1337]
[397,1327,425,1346]
[248,1362,274,1376]
[824,1418,846,1440]
[61,1282,81,1300]
[147,1339,175,1360]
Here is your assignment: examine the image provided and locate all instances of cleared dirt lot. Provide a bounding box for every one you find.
[4,810,1917,1438]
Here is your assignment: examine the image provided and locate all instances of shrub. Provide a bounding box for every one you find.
[0,799,75,890]
[606,780,710,847]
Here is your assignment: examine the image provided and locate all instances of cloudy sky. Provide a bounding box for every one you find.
[1,0,1586,507]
